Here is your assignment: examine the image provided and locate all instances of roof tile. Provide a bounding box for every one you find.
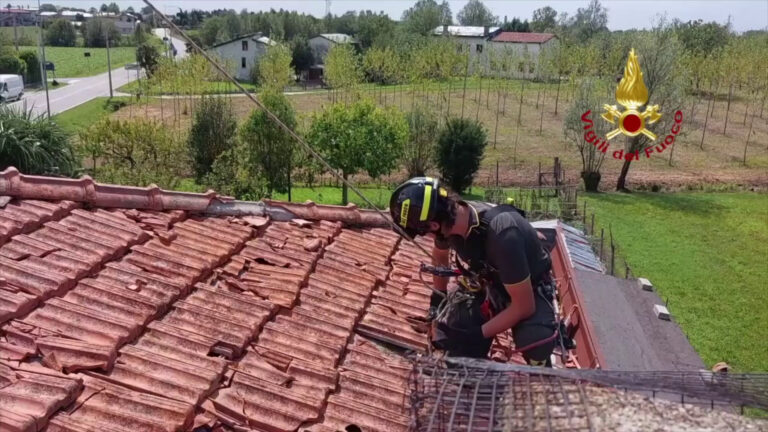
[36,337,116,373]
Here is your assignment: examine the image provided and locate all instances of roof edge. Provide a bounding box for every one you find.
[0,167,391,227]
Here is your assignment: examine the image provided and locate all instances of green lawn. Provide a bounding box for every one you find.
[582,192,768,372]
[19,46,137,78]
[53,96,133,134]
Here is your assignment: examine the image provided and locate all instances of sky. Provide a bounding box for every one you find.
[27,0,768,32]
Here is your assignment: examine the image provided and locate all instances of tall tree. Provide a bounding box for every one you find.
[501,18,530,32]
[239,91,297,196]
[307,100,408,204]
[188,97,237,181]
[45,19,77,47]
[457,0,498,26]
[106,2,119,14]
[256,43,293,91]
[402,0,452,36]
[531,6,557,32]
[39,3,57,12]
[562,0,608,42]
[615,23,686,191]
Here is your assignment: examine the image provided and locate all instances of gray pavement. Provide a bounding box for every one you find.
[8,66,142,117]
[7,28,187,117]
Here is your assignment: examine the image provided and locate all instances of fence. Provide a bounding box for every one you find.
[483,183,579,222]
[574,199,634,279]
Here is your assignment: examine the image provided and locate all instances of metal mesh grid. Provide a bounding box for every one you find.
[410,357,768,432]
[411,362,594,432]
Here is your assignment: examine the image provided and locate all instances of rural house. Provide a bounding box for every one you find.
[307,33,358,79]
[488,31,558,77]
[102,13,139,36]
[432,25,500,73]
[0,7,38,26]
[209,33,276,81]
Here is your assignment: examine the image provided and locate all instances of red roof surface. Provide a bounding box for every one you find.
[0,169,588,431]
[492,32,556,44]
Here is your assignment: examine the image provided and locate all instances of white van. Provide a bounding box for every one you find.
[0,75,24,102]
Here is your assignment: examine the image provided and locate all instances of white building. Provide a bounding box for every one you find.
[432,25,500,74]
[487,32,558,78]
[307,33,358,79]
[209,33,276,82]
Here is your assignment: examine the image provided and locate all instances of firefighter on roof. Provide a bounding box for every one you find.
[389,177,559,366]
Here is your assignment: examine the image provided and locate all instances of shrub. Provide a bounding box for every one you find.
[188,96,236,181]
[18,51,41,85]
[0,107,76,176]
[103,99,127,112]
[307,99,408,204]
[136,43,160,76]
[0,55,26,76]
[84,19,121,48]
[239,91,296,196]
[45,19,77,47]
[77,118,188,188]
[403,104,438,177]
[435,117,488,193]
[257,44,293,90]
[204,147,265,200]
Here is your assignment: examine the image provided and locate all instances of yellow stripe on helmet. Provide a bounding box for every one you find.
[400,199,410,227]
[420,185,432,221]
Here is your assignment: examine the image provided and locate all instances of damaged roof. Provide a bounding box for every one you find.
[1,168,604,431]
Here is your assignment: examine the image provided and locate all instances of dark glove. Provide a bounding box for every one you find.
[434,322,484,348]
[428,291,445,320]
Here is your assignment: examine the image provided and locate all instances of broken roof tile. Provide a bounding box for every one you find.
[55,374,195,432]
[35,337,116,373]
[0,361,83,432]
[0,287,37,325]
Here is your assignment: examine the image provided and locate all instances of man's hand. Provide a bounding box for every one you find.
[428,291,444,320]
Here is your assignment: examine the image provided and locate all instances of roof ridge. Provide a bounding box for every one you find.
[0,167,390,227]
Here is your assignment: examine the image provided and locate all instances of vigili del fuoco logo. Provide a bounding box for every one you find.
[581,49,683,161]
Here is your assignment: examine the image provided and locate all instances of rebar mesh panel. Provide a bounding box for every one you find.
[411,357,768,432]
[411,363,593,432]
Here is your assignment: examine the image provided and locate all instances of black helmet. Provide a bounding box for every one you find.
[389,177,448,237]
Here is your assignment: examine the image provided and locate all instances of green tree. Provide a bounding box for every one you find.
[200,16,225,47]
[257,43,293,90]
[106,2,119,14]
[564,79,609,191]
[561,0,608,43]
[0,107,76,176]
[435,117,487,193]
[291,37,314,74]
[615,24,687,191]
[363,46,401,84]
[355,10,396,49]
[18,51,40,85]
[84,19,121,47]
[531,6,557,32]
[307,100,408,204]
[45,19,77,47]
[501,18,530,32]
[325,43,363,98]
[0,55,25,76]
[239,91,297,196]
[188,96,237,181]
[77,118,188,189]
[457,0,498,26]
[402,0,452,36]
[39,3,57,12]
[136,43,160,76]
[403,104,438,177]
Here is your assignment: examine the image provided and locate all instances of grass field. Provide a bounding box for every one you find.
[54,96,133,134]
[582,191,768,372]
[0,26,38,46]
[18,45,137,78]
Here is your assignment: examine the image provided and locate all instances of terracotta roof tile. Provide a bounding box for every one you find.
[0,361,83,432]
[35,337,116,373]
[491,31,556,43]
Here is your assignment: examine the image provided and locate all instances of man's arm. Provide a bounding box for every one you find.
[481,277,535,337]
[432,245,450,293]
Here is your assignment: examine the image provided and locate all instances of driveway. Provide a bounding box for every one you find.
[152,28,188,59]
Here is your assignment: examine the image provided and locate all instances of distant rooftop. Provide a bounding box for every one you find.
[210,32,276,49]
[432,25,500,37]
[317,33,356,44]
[492,31,557,43]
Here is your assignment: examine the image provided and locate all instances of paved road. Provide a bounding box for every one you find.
[152,28,188,59]
[8,66,142,117]
[7,29,188,117]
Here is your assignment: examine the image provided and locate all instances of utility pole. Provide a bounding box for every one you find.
[37,0,50,119]
[106,30,113,98]
[13,11,18,52]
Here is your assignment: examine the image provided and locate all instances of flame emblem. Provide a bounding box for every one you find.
[601,49,662,140]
